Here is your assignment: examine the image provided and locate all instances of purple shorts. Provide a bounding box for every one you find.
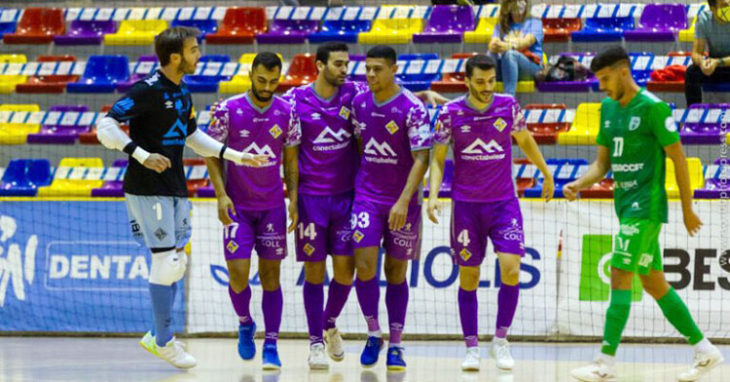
[451,198,525,266]
[295,192,354,262]
[223,204,288,261]
[351,199,422,261]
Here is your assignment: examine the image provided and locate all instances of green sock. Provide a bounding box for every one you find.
[656,287,704,345]
[601,289,631,356]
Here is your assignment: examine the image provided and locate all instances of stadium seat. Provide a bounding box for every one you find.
[430,53,476,93]
[396,55,441,92]
[0,54,28,93]
[3,7,64,44]
[543,18,581,43]
[629,52,655,87]
[116,54,158,93]
[104,20,168,46]
[0,104,41,144]
[495,81,535,93]
[680,104,728,145]
[694,159,730,199]
[27,105,90,144]
[557,103,600,145]
[359,7,423,44]
[413,5,476,44]
[91,159,127,197]
[537,53,597,92]
[66,55,130,93]
[571,16,634,42]
[0,158,52,196]
[524,158,589,198]
[206,7,266,44]
[172,19,218,40]
[308,18,371,43]
[624,4,687,42]
[79,105,128,145]
[37,157,105,197]
[54,20,117,45]
[665,157,703,199]
[0,9,18,39]
[580,178,615,199]
[679,16,696,43]
[16,55,79,94]
[525,104,570,144]
[279,54,317,92]
[647,52,691,93]
[184,158,209,197]
[185,55,231,93]
[463,17,497,43]
[257,19,320,44]
[513,158,537,197]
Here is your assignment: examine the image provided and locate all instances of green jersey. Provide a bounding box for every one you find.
[596,89,680,222]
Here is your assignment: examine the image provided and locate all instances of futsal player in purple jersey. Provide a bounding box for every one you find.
[350,46,433,371]
[205,52,301,371]
[427,55,554,372]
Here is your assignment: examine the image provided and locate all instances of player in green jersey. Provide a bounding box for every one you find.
[564,46,723,382]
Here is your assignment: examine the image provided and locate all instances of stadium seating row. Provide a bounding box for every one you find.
[0,4,704,46]
[1,156,724,199]
[0,52,717,95]
[1,102,729,146]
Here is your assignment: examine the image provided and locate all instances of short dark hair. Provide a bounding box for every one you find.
[708,0,717,8]
[590,46,630,73]
[316,42,349,65]
[465,54,497,78]
[154,27,200,66]
[366,45,397,65]
[252,52,283,72]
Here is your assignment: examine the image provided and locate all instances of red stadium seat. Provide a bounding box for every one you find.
[183,158,208,197]
[525,104,570,145]
[80,105,128,144]
[430,52,477,93]
[3,8,65,44]
[16,55,79,94]
[580,179,614,199]
[543,18,581,43]
[514,158,536,197]
[205,7,267,44]
[278,54,317,92]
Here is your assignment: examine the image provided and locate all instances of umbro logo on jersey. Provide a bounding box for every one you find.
[164,100,173,109]
[311,113,321,120]
[239,130,250,138]
[460,125,471,133]
[462,138,504,154]
[236,108,243,116]
[314,128,352,144]
[604,120,611,128]
[364,138,397,157]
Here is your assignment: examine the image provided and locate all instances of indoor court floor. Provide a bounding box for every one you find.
[0,338,728,382]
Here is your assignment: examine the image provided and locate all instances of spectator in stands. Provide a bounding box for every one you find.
[488,0,543,95]
[685,0,730,106]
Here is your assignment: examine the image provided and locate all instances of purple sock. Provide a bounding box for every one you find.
[355,277,381,332]
[458,288,478,347]
[385,281,408,345]
[303,281,324,344]
[262,288,283,345]
[496,284,520,339]
[228,285,252,325]
[323,280,352,330]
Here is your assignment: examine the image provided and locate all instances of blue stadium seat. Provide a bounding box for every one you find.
[397,54,441,92]
[0,8,17,39]
[172,19,218,40]
[0,159,52,196]
[308,19,371,43]
[185,55,231,93]
[523,158,588,198]
[66,55,130,93]
[571,16,634,42]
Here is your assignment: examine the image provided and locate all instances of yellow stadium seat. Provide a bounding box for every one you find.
[238,53,257,64]
[38,157,105,197]
[0,104,41,144]
[495,81,535,93]
[464,18,498,44]
[0,54,29,94]
[359,7,423,45]
[557,103,601,145]
[679,17,696,43]
[665,157,704,199]
[104,20,168,46]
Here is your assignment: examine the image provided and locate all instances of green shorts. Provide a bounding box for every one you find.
[610,218,662,275]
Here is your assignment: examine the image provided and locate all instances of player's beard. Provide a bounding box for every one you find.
[178,56,195,75]
[324,68,345,87]
[251,85,273,103]
[469,87,493,104]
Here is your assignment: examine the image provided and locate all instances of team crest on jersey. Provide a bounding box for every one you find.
[629,116,641,131]
[493,118,507,132]
[353,230,364,243]
[303,243,315,256]
[459,248,472,262]
[386,121,400,135]
[269,124,283,138]
[339,106,351,119]
[227,241,239,253]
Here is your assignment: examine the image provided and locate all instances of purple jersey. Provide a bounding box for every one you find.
[352,88,432,205]
[282,82,368,196]
[434,94,526,202]
[208,93,301,210]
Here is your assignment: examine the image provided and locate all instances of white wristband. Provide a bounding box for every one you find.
[132,146,151,164]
